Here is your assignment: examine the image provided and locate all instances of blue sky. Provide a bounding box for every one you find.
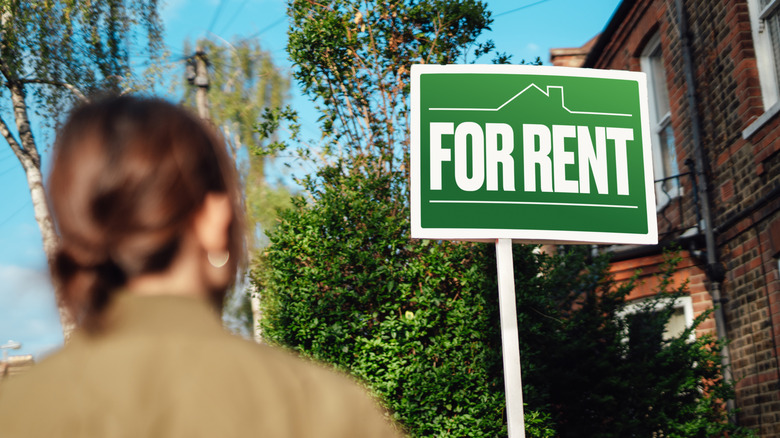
[0,0,621,358]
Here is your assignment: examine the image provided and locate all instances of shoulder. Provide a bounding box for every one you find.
[0,330,403,438]
[0,347,80,436]
[195,335,404,436]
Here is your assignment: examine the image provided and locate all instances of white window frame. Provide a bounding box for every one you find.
[640,34,681,211]
[618,295,695,342]
[747,0,780,110]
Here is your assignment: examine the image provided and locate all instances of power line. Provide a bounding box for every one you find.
[0,163,19,178]
[0,152,16,163]
[246,16,288,39]
[206,0,229,36]
[0,199,28,228]
[130,55,189,70]
[494,0,552,18]
[218,0,251,36]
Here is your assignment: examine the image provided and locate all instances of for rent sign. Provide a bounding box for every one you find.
[410,64,657,245]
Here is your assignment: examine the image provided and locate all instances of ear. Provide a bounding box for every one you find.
[192,193,232,253]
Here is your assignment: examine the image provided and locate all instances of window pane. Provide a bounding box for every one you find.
[649,50,671,119]
[767,11,780,86]
[664,307,687,340]
[659,122,679,193]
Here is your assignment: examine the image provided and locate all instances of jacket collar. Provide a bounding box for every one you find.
[92,291,225,338]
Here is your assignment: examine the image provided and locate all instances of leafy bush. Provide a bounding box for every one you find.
[254,163,749,437]
[255,166,521,437]
[515,248,752,438]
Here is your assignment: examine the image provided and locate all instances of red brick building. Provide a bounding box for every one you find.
[553,0,780,435]
[550,35,600,68]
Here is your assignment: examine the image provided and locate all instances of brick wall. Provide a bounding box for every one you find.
[609,252,716,337]
[550,35,599,67]
[583,0,780,435]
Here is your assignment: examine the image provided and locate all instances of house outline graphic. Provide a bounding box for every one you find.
[428,84,633,118]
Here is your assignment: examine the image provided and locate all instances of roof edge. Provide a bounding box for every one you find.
[583,0,637,68]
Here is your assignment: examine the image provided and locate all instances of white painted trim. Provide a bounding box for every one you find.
[618,295,695,341]
[742,99,780,138]
[640,34,681,210]
[760,0,780,23]
[747,0,780,109]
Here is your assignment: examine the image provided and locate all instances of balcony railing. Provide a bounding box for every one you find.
[654,159,703,242]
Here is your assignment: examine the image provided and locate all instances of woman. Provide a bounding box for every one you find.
[0,96,401,437]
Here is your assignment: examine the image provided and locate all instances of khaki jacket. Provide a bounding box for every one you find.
[0,293,402,438]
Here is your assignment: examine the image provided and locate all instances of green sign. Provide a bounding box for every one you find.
[410,65,657,245]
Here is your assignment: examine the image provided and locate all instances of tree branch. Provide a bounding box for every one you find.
[8,83,41,167]
[0,112,27,162]
[18,78,90,103]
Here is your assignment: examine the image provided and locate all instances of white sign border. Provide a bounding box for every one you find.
[410,64,658,245]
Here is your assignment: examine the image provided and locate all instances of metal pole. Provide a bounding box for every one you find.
[1,340,21,363]
[496,238,525,437]
[673,0,735,418]
[194,47,211,121]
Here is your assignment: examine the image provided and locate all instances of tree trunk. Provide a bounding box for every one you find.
[5,83,75,340]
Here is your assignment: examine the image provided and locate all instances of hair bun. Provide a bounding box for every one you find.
[54,247,126,329]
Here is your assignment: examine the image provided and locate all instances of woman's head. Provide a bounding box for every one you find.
[49,96,244,328]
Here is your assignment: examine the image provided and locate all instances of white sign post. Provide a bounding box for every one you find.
[496,238,525,437]
[410,64,655,437]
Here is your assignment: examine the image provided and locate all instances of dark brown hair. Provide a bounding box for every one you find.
[49,96,245,328]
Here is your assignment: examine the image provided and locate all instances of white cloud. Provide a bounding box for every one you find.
[526,43,541,52]
[160,0,190,22]
[0,265,63,359]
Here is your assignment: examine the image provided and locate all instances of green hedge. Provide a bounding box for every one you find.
[254,164,749,438]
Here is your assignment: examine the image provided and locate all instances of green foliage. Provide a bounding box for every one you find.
[255,165,514,437]
[255,105,299,157]
[286,0,493,172]
[180,37,293,337]
[257,172,749,436]
[515,248,751,438]
[0,0,163,117]
[182,36,293,253]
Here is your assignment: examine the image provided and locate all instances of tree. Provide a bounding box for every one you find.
[0,0,163,335]
[285,0,495,175]
[182,36,291,252]
[181,36,293,339]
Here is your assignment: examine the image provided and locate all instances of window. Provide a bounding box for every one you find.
[641,34,680,209]
[619,295,695,342]
[747,0,780,110]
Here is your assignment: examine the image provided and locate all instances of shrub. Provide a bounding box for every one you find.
[255,164,748,437]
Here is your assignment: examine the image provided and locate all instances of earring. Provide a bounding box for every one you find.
[207,250,230,268]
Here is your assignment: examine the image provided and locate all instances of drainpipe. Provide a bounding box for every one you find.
[673,0,736,419]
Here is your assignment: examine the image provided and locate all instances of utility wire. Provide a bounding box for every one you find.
[218,0,251,36]
[130,55,189,69]
[0,199,28,228]
[494,0,552,17]
[0,164,19,178]
[246,16,288,39]
[206,0,229,36]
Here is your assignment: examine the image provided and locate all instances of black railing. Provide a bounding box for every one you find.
[653,160,703,241]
